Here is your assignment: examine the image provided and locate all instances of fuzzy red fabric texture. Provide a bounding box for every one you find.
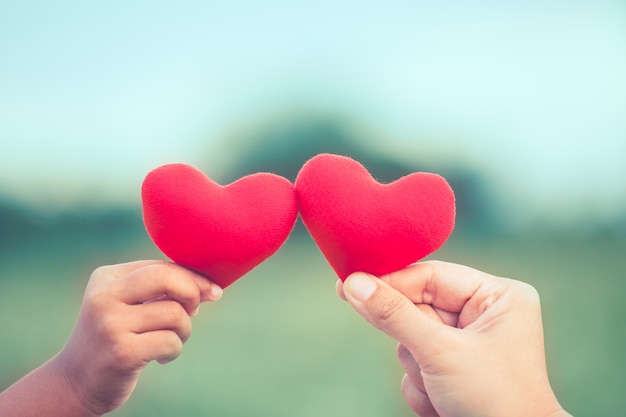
[141,163,298,288]
[296,154,456,280]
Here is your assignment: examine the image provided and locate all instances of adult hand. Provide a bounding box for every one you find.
[337,261,570,417]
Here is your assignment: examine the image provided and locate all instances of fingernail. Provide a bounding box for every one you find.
[347,273,377,301]
[208,285,223,301]
[191,305,200,317]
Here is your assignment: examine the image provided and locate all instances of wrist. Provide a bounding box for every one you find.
[0,355,100,417]
[47,353,102,417]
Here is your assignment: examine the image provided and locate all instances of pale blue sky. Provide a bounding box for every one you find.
[1,1,625,223]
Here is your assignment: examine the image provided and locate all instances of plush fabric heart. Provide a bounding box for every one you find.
[141,163,298,288]
[295,154,455,280]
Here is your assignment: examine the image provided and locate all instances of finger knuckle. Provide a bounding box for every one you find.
[375,296,411,322]
[146,263,198,305]
[513,281,541,306]
[95,312,125,345]
[90,265,107,279]
[145,263,171,285]
[163,301,187,324]
[91,262,119,276]
[178,317,193,343]
[161,333,184,359]
[108,337,139,367]
[84,290,117,322]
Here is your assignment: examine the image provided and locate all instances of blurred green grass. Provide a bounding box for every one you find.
[1,226,624,416]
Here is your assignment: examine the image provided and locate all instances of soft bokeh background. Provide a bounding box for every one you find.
[1,1,625,416]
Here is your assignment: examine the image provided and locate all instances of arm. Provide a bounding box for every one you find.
[337,260,571,417]
[0,260,223,417]
[0,357,99,417]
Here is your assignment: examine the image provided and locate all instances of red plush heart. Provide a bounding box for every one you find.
[295,154,455,280]
[141,163,298,288]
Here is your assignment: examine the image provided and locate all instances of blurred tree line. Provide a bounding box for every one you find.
[213,116,502,237]
[0,199,143,252]
[1,116,624,253]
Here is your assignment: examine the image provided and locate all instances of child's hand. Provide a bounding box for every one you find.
[56,260,223,415]
[337,261,571,417]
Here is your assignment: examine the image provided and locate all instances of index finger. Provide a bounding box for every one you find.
[101,262,221,315]
[380,261,504,314]
[94,260,170,278]
[95,260,223,303]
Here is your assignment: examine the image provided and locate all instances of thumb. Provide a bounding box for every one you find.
[343,272,446,359]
